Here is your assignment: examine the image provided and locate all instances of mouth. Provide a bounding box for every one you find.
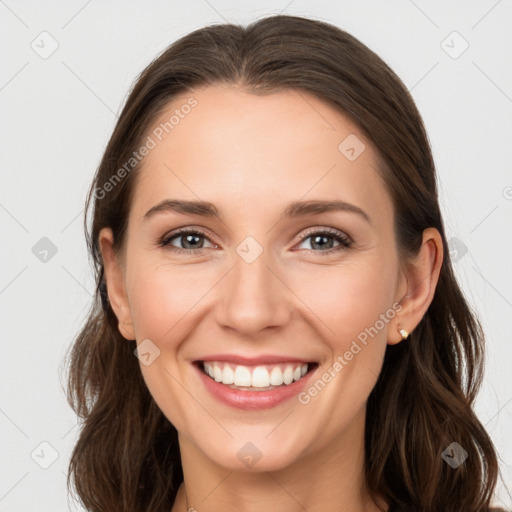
[197,360,317,391]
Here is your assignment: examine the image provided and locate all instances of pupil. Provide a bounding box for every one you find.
[183,234,202,249]
[312,235,333,250]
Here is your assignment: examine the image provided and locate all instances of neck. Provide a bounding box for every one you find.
[171,407,386,512]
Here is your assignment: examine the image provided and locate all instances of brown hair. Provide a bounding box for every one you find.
[63,14,506,512]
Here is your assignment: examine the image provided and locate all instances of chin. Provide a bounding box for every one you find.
[191,430,309,473]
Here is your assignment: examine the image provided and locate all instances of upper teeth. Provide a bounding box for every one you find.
[203,361,308,388]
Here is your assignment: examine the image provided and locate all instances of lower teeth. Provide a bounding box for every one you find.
[226,383,284,391]
[204,372,299,391]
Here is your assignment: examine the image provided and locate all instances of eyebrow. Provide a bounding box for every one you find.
[143,198,371,224]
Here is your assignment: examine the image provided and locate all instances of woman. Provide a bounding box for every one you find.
[64,14,506,512]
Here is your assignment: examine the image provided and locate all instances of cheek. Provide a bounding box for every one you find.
[289,258,398,350]
[126,260,219,430]
[127,259,216,342]
[287,261,397,442]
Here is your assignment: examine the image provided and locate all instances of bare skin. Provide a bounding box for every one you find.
[99,84,443,512]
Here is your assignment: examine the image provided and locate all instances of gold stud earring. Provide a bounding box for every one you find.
[398,328,409,340]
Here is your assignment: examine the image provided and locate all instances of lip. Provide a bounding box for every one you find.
[194,360,318,410]
[198,354,313,365]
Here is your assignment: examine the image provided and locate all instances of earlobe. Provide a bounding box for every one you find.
[98,228,135,340]
[389,228,444,345]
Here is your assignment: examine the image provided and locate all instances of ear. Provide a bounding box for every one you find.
[389,227,444,345]
[98,227,135,340]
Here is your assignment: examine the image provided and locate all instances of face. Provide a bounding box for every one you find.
[104,84,409,472]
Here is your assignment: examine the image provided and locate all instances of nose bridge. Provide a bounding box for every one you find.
[216,236,291,333]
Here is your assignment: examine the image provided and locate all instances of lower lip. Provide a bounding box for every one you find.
[196,363,317,410]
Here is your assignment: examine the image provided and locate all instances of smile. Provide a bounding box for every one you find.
[195,359,318,409]
[202,361,311,390]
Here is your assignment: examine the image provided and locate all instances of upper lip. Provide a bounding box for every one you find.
[196,354,315,365]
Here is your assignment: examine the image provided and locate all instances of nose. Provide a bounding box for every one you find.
[215,246,293,336]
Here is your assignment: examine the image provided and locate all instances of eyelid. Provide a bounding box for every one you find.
[297,226,351,242]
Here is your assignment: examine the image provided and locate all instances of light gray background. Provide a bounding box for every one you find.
[1,1,511,511]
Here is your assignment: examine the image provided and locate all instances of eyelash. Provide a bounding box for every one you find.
[160,227,353,256]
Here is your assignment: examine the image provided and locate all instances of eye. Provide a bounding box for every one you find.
[296,227,352,254]
[159,226,352,256]
[160,228,217,253]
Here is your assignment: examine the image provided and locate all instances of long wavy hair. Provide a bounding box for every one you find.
[63,14,505,512]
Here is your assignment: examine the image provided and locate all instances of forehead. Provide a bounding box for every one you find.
[130,84,392,224]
